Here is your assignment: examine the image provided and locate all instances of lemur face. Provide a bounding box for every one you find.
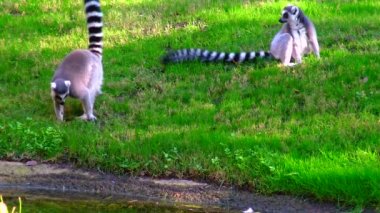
[279,5,299,23]
[51,79,71,105]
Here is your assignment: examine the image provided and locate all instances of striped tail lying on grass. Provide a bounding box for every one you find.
[162,48,272,64]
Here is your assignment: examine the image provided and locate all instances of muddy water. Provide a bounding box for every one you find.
[3,189,227,213]
[4,195,208,213]
[0,161,341,213]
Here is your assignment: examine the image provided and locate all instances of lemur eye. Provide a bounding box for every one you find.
[283,13,289,18]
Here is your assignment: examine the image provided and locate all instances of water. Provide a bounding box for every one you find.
[14,199,190,212]
[3,194,222,213]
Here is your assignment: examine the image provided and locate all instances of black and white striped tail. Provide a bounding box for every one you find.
[84,0,103,56]
[162,48,271,64]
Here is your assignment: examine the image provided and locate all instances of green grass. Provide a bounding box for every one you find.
[1,0,379,209]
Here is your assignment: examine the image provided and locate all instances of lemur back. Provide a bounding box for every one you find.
[163,5,319,67]
[50,0,103,121]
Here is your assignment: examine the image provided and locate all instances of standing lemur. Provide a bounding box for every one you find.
[163,5,320,67]
[50,0,103,121]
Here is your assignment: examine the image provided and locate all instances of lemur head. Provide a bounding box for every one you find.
[51,79,71,105]
[279,5,301,24]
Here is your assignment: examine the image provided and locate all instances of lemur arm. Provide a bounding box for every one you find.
[306,21,320,59]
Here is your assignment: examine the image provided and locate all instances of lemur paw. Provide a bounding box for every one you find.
[284,62,300,67]
[78,114,88,120]
[56,115,64,122]
[78,114,97,121]
[87,115,97,121]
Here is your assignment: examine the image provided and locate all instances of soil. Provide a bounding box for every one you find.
[0,161,345,212]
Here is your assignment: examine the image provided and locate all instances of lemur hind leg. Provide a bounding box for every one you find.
[79,89,97,121]
[271,33,295,67]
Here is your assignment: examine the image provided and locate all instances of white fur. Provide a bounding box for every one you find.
[86,11,103,18]
[64,80,71,87]
[85,1,100,9]
[270,5,320,66]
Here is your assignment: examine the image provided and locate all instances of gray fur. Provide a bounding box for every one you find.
[51,0,103,121]
[162,5,319,67]
[270,5,320,66]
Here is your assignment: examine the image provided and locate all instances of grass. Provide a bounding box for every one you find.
[0,196,22,213]
[0,0,379,209]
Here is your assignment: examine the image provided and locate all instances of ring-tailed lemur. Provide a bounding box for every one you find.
[162,5,319,67]
[50,0,103,121]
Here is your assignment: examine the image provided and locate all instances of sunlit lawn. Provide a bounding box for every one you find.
[0,0,379,208]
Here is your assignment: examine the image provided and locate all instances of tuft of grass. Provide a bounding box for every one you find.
[0,196,22,213]
[0,0,379,208]
[0,119,64,160]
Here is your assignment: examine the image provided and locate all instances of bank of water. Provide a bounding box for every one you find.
[0,161,342,213]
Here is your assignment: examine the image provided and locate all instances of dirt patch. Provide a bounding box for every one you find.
[0,161,342,212]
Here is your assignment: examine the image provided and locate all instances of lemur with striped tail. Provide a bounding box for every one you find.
[50,0,103,121]
[163,5,320,67]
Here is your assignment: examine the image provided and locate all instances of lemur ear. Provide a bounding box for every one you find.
[291,6,298,15]
[64,80,71,87]
[51,82,56,89]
